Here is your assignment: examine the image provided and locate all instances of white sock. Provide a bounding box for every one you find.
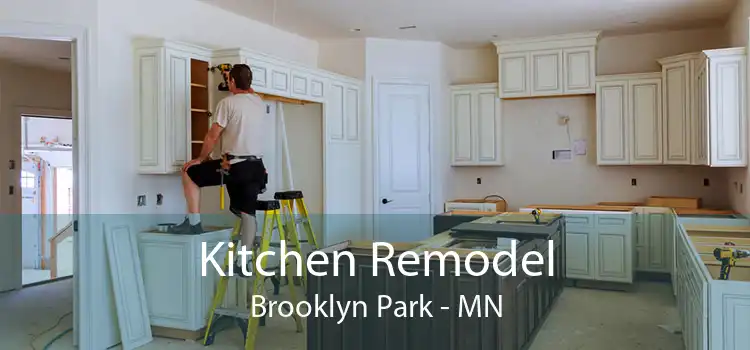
[240,213,257,250]
[188,213,201,225]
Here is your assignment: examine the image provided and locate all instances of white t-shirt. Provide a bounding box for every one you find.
[213,93,265,158]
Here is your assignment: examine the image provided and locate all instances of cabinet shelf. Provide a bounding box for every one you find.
[190,108,209,113]
[190,83,207,88]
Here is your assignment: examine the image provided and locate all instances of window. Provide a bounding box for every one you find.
[21,170,36,188]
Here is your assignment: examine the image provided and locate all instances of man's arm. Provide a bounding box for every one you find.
[197,123,223,161]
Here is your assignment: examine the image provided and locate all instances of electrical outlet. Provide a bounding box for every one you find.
[703,178,710,187]
[476,177,482,185]
[156,193,163,206]
[631,178,637,186]
[137,195,146,207]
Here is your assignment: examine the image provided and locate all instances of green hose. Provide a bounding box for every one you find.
[41,328,72,350]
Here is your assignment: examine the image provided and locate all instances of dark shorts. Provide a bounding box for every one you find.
[186,158,267,215]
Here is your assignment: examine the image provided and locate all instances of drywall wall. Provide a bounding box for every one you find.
[597,27,728,75]
[451,97,729,209]
[726,0,750,214]
[364,38,451,216]
[447,27,733,210]
[318,39,366,80]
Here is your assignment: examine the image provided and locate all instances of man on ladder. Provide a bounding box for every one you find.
[170,63,266,276]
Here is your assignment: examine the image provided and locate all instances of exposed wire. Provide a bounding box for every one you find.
[29,311,72,350]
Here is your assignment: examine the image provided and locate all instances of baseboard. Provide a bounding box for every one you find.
[565,278,635,292]
[151,326,205,341]
[22,274,73,288]
[635,271,672,282]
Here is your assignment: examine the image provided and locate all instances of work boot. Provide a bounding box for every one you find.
[168,217,204,235]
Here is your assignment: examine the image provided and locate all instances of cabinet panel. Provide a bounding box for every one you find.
[476,91,499,162]
[693,61,709,165]
[564,47,595,93]
[596,81,629,164]
[291,70,309,97]
[710,56,746,166]
[663,62,692,164]
[327,82,345,141]
[451,91,473,163]
[247,62,268,89]
[647,213,668,271]
[530,50,563,95]
[630,79,663,164]
[311,77,326,99]
[345,85,360,141]
[499,53,529,97]
[270,66,290,94]
[596,232,628,281]
[168,52,190,168]
[137,50,161,170]
[565,229,592,278]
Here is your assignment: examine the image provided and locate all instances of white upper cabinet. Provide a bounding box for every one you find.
[702,48,747,167]
[135,39,212,174]
[212,48,329,104]
[494,32,600,99]
[659,55,695,165]
[659,48,747,167]
[450,84,504,166]
[596,73,663,165]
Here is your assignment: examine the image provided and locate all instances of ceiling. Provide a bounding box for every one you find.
[202,0,737,48]
[0,37,71,71]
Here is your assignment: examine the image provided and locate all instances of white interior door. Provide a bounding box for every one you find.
[21,160,41,270]
[375,82,431,242]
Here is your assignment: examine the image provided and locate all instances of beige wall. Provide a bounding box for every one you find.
[0,60,72,214]
[446,27,732,210]
[282,103,324,216]
[726,0,750,214]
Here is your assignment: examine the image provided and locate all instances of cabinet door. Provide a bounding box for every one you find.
[646,213,669,272]
[565,226,594,279]
[499,53,529,98]
[290,69,311,100]
[596,81,629,164]
[595,230,629,282]
[563,47,595,94]
[136,47,165,173]
[709,55,747,166]
[530,50,563,96]
[693,60,709,165]
[629,78,663,164]
[450,90,474,165]
[166,49,191,171]
[662,61,692,164]
[344,84,360,141]
[475,89,502,164]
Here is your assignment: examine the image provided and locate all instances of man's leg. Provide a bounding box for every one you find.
[182,169,201,225]
[170,160,222,234]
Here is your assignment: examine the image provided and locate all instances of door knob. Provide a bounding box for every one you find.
[382,198,393,204]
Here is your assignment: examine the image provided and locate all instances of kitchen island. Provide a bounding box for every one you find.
[307,213,566,350]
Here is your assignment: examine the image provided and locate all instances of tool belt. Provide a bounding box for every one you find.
[224,154,262,161]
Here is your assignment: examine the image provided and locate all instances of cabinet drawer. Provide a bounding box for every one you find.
[596,214,632,227]
[563,213,594,227]
[445,202,487,212]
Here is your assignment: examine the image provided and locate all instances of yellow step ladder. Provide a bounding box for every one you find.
[203,191,319,350]
[202,199,302,350]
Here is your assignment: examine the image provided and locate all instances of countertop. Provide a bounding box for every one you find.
[522,204,635,212]
[521,204,737,215]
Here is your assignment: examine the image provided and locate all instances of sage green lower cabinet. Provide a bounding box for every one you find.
[634,207,673,274]
[520,209,634,284]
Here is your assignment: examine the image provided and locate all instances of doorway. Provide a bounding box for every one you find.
[21,115,74,286]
